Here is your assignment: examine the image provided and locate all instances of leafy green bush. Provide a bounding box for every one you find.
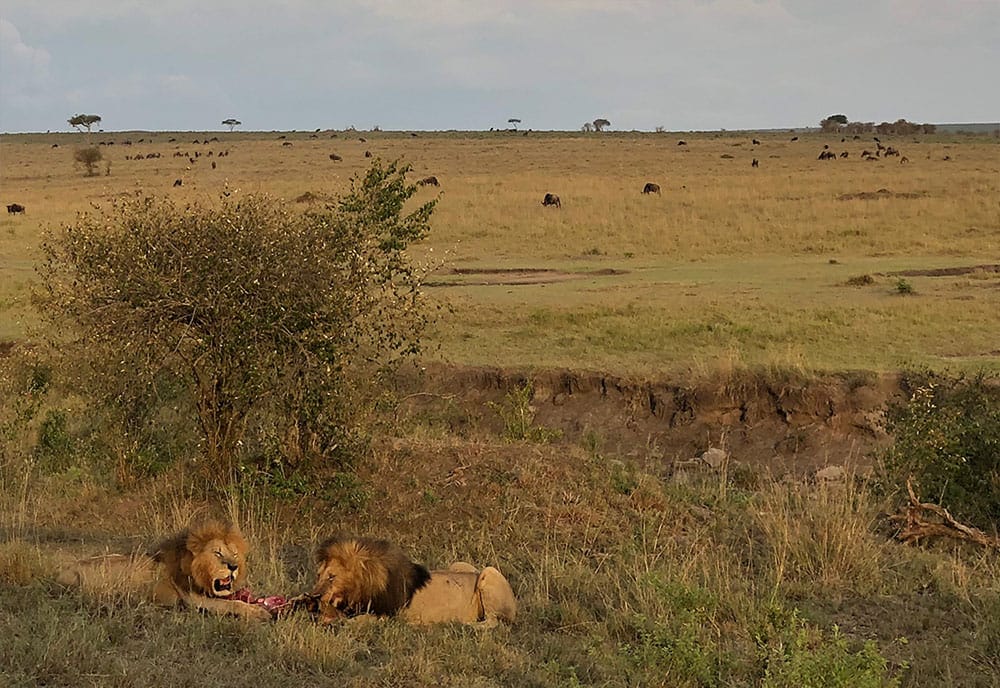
[34,409,74,472]
[757,608,900,688]
[620,581,729,687]
[877,371,1000,528]
[38,160,435,481]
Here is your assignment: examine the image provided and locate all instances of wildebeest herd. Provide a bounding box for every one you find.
[4,132,920,213]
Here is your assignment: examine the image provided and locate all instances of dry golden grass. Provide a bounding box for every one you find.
[2,436,997,686]
[2,130,998,373]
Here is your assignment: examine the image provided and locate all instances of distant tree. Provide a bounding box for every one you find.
[73,147,103,177]
[593,118,611,132]
[655,125,665,133]
[222,118,241,132]
[68,114,102,144]
[68,114,102,133]
[820,114,848,132]
[582,122,593,133]
[508,118,521,130]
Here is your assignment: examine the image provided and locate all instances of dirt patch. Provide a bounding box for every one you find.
[425,267,628,287]
[394,364,902,475]
[887,264,1000,278]
[837,189,925,201]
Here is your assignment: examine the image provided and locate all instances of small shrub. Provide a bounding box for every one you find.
[73,147,103,177]
[846,274,875,286]
[488,382,562,443]
[756,608,901,688]
[893,278,914,295]
[876,371,1000,528]
[34,409,75,472]
[620,581,730,686]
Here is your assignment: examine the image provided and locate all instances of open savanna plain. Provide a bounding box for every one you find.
[2,130,1000,687]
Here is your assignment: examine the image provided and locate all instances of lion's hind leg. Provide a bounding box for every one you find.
[475,566,517,627]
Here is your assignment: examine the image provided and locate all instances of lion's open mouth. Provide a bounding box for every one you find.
[213,575,234,596]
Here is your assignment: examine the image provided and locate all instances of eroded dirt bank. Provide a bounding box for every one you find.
[394,364,904,474]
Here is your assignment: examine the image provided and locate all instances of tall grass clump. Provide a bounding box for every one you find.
[754,476,885,596]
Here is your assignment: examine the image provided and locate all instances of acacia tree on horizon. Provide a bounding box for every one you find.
[68,114,102,144]
[593,118,611,132]
[222,118,242,132]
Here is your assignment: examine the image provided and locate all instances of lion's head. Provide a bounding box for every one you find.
[152,520,249,598]
[311,536,430,620]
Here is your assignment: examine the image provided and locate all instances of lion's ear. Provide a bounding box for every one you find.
[185,528,208,555]
[409,563,431,594]
[150,531,187,563]
[315,536,344,566]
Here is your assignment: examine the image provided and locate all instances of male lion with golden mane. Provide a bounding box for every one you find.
[308,536,517,628]
[57,520,271,621]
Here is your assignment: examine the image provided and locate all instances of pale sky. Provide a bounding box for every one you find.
[2,0,998,133]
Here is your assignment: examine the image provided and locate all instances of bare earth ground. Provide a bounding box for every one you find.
[2,130,1000,686]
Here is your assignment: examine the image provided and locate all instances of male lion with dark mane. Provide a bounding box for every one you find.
[307,536,517,628]
[57,520,271,621]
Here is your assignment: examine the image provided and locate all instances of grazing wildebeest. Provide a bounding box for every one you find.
[677,140,687,146]
[541,193,561,208]
[282,141,293,147]
[818,150,836,160]
[418,176,440,187]
[642,182,661,195]
[790,136,799,141]
[173,179,182,187]
[411,132,419,137]
[329,153,342,161]
[900,156,909,164]
[752,138,761,145]
[7,203,26,215]
[364,150,372,158]
[51,143,59,148]
[359,137,367,143]
[211,161,217,169]
[861,150,873,159]
[839,151,849,158]
[751,158,759,168]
